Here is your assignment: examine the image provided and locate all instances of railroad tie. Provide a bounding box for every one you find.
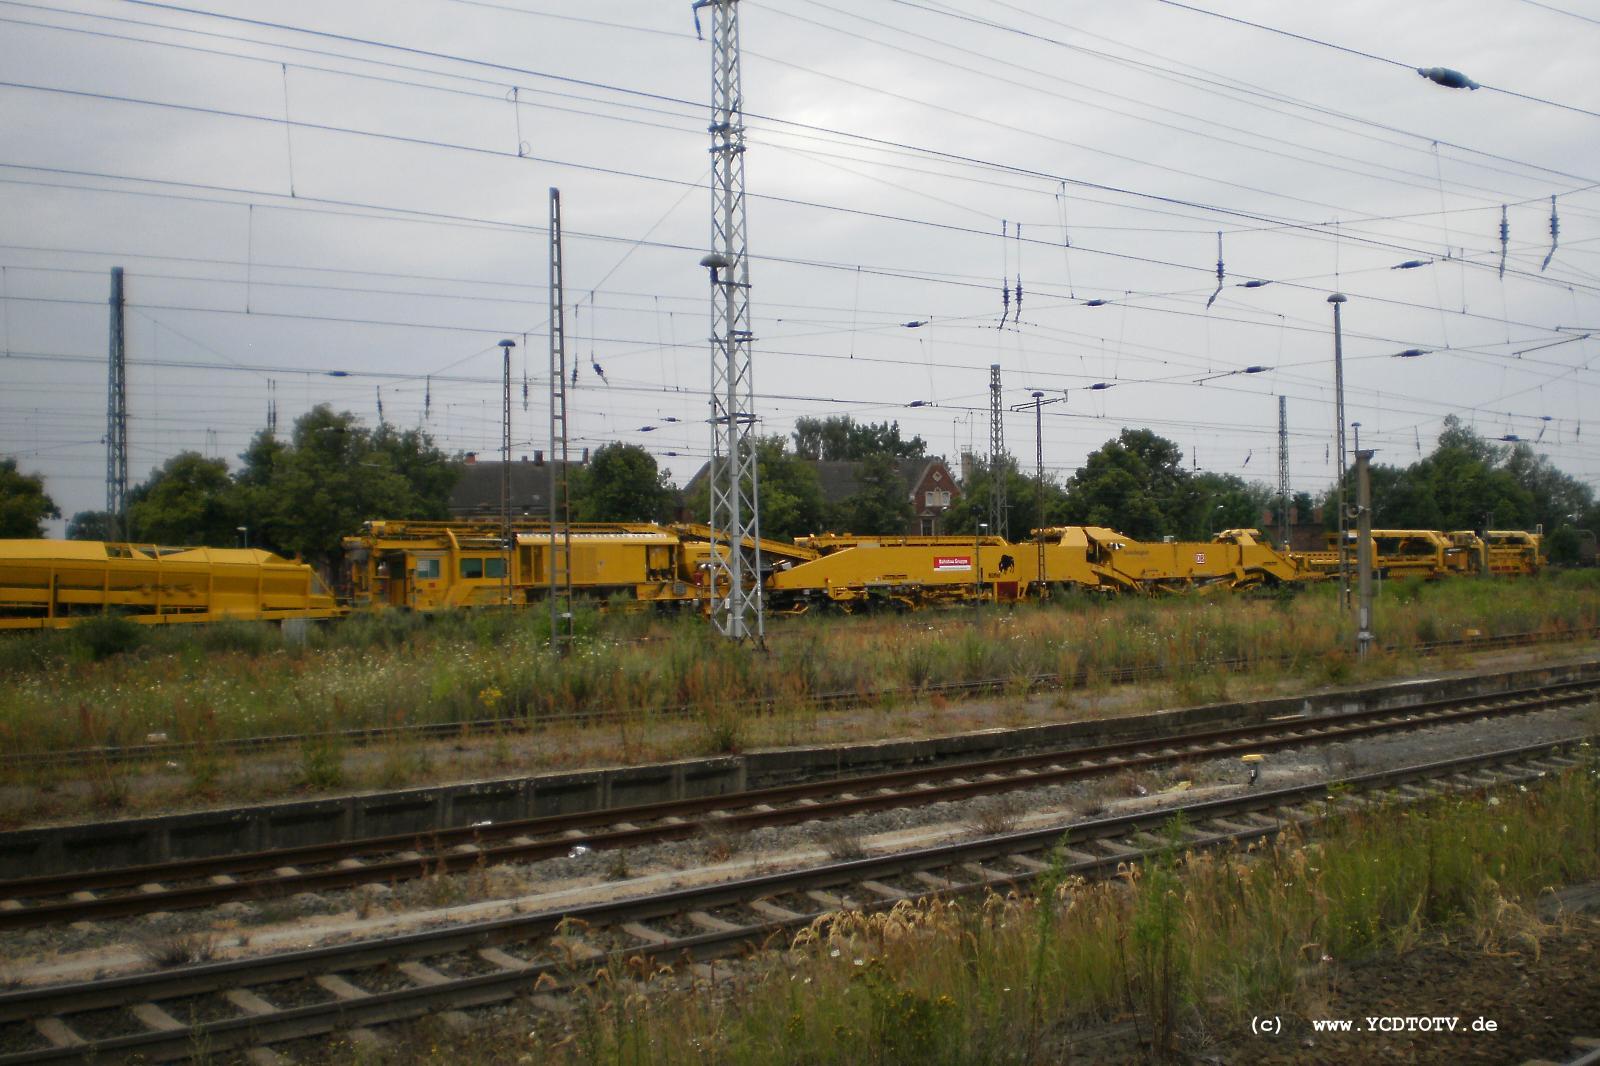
[549,935,602,961]
[398,961,451,987]
[32,1017,84,1049]
[959,862,1005,883]
[1206,817,1267,835]
[337,858,366,870]
[1005,854,1048,872]
[243,1047,287,1066]
[315,974,371,1000]
[856,880,908,901]
[913,871,957,891]
[620,921,671,945]
[0,898,22,911]
[138,883,167,895]
[130,1002,185,1032]
[1057,847,1101,864]
[746,898,805,921]
[223,988,279,1016]
[209,874,236,885]
[687,910,744,933]
[804,888,846,910]
[478,947,530,971]
[1092,839,1143,857]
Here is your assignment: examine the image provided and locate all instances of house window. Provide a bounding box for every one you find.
[924,489,951,508]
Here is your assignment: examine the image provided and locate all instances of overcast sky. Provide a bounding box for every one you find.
[3,0,1598,534]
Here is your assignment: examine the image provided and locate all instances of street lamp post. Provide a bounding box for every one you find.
[1328,293,1350,612]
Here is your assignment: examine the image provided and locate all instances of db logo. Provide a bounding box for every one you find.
[1195,552,1207,564]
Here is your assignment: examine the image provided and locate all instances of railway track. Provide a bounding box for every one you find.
[4,624,1596,773]
[0,736,1587,1064]
[3,675,1596,929]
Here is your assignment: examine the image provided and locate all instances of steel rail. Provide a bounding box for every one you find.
[4,625,1594,772]
[2,676,1596,928]
[0,735,1587,1064]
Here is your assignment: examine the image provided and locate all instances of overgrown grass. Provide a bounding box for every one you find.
[0,574,1594,769]
[317,748,1599,1066]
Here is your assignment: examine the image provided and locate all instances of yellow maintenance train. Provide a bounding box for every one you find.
[0,519,1543,631]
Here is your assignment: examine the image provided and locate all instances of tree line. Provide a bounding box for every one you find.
[4,410,1597,564]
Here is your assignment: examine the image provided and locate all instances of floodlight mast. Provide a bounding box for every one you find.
[697,0,764,642]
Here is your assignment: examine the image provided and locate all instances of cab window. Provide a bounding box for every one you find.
[461,557,484,579]
[484,557,506,579]
[415,558,440,580]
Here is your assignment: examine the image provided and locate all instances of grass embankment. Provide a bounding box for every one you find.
[317,748,1600,1066]
[2,573,1595,764]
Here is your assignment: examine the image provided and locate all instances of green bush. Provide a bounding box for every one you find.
[72,615,145,661]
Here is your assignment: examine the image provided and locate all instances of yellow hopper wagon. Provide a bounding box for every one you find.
[0,540,341,631]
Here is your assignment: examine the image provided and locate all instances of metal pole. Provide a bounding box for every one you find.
[548,188,573,651]
[1033,392,1045,598]
[498,338,515,608]
[1277,394,1289,551]
[698,0,763,643]
[988,364,1007,541]
[976,523,986,605]
[1328,293,1350,612]
[1011,389,1066,600]
[106,267,127,542]
[1355,449,1375,657]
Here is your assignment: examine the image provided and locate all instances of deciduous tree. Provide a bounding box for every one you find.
[0,459,59,538]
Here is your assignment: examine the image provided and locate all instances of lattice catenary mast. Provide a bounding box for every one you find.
[696,0,764,641]
[988,363,1008,540]
[548,188,575,649]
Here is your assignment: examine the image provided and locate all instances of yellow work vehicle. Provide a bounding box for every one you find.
[1482,530,1543,575]
[771,533,1018,611]
[1298,529,1455,580]
[0,540,341,630]
[343,520,712,611]
[1028,527,1315,594]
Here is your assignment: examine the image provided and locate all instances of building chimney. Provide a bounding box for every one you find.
[534,449,544,465]
[464,452,477,465]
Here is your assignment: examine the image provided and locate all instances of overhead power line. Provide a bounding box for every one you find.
[1148,0,1600,121]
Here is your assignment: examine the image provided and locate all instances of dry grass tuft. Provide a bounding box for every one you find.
[136,929,219,969]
